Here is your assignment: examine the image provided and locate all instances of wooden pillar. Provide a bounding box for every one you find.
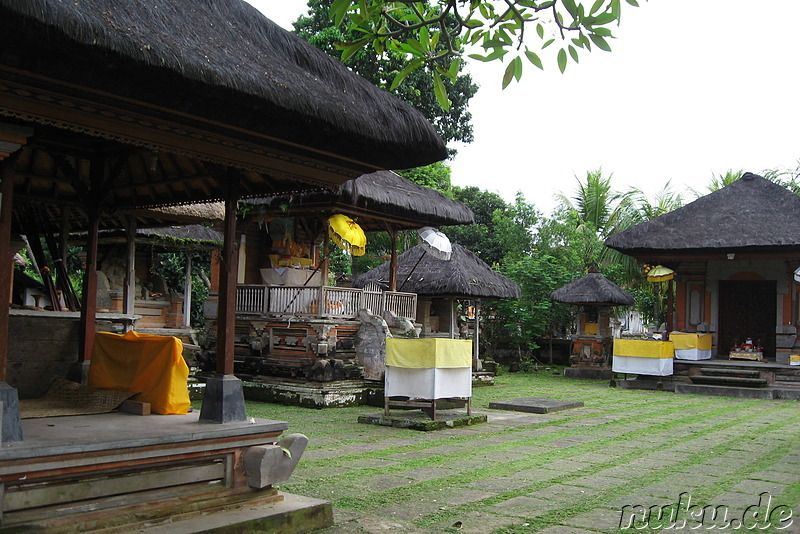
[0,158,16,382]
[388,227,398,291]
[666,278,675,335]
[200,170,247,423]
[123,217,136,316]
[449,298,456,340]
[183,253,192,327]
[473,298,481,370]
[78,206,100,373]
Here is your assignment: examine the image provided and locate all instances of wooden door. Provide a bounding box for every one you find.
[718,280,776,359]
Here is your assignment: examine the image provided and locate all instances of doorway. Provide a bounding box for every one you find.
[718,280,776,359]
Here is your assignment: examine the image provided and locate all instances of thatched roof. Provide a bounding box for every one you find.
[352,243,521,299]
[0,0,446,171]
[76,225,222,250]
[138,225,222,245]
[605,173,800,255]
[247,171,475,230]
[551,272,634,306]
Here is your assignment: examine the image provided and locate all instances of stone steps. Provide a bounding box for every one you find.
[689,375,768,388]
[698,367,760,378]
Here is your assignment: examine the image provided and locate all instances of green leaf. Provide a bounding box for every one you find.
[590,0,605,15]
[432,71,451,111]
[568,45,579,63]
[335,38,370,62]
[502,61,515,89]
[390,59,423,90]
[513,56,523,81]
[626,0,640,6]
[448,59,460,79]
[536,23,544,39]
[557,48,568,73]
[589,34,612,51]
[465,19,484,28]
[591,12,617,25]
[542,38,555,49]
[524,49,543,70]
[330,0,350,27]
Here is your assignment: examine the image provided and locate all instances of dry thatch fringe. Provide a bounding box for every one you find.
[129,203,225,224]
[551,272,634,306]
[248,171,474,229]
[138,225,222,245]
[606,173,800,253]
[0,0,447,168]
[353,243,521,299]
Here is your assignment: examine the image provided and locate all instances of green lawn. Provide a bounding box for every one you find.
[243,370,800,533]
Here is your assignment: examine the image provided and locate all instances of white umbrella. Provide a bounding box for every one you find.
[399,227,452,291]
[417,226,452,260]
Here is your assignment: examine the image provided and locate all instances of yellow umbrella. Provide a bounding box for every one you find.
[328,214,366,256]
[646,265,675,282]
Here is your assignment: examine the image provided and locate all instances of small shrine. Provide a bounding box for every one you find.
[551,266,634,379]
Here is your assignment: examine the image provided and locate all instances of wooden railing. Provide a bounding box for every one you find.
[236,284,416,321]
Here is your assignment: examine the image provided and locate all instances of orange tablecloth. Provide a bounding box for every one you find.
[88,331,190,415]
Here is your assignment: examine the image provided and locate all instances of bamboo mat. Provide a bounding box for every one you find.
[20,379,135,419]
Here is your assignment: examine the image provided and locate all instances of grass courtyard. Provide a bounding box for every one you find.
[245,370,800,533]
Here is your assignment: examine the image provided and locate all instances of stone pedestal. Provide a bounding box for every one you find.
[200,374,247,423]
[0,382,22,442]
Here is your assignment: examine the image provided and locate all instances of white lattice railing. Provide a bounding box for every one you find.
[236,284,416,321]
[267,285,321,316]
[235,285,269,315]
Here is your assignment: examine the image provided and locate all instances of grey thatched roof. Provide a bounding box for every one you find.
[551,272,634,306]
[138,225,222,245]
[247,171,475,230]
[0,0,446,170]
[352,243,521,299]
[605,173,800,255]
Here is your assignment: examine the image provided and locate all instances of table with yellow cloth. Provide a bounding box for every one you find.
[612,339,674,376]
[88,330,190,415]
[385,338,472,399]
[671,332,713,360]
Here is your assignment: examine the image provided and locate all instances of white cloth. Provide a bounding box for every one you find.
[612,355,673,376]
[385,366,472,399]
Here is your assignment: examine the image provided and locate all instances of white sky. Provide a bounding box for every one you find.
[251,1,800,215]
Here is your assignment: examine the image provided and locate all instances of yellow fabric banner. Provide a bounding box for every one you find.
[88,331,190,415]
[386,338,472,368]
[670,333,713,350]
[613,339,674,359]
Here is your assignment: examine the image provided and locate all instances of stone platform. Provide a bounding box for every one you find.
[564,367,613,379]
[488,397,584,414]
[358,410,487,431]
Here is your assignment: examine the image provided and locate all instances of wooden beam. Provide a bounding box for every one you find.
[388,226,398,292]
[123,217,136,316]
[0,156,18,381]
[216,172,239,375]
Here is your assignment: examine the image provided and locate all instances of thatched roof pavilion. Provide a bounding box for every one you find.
[605,173,800,258]
[247,170,475,230]
[551,272,634,306]
[353,243,521,299]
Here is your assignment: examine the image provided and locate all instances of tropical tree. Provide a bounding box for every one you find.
[294,0,478,144]
[330,0,643,103]
[443,186,510,265]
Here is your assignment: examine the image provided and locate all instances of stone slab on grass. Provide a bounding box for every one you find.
[489,397,585,414]
[491,495,556,518]
[358,411,487,431]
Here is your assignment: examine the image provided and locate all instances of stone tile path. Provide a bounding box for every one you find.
[274,376,800,533]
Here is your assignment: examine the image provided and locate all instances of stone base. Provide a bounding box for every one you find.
[358,411,487,431]
[611,378,675,392]
[564,367,613,380]
[488,397,584,414]
[199,374,247,423]
[472,371,495,386]
[675,383,778,399]
[0,381,22,442]
[242,378,385,408]
[129,492,333,534]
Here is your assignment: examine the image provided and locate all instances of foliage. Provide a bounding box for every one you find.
[294,0,477,143]
[396,161,453,193]
[156,251,211,327]
[330,0,642,103]
[443,185,510,265]
[483,253,577,353]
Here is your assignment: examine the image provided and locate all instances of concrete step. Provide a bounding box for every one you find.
[689,375,768,388]
[675,383,777,399]
[698,367,760,378]
[775,374,800,382]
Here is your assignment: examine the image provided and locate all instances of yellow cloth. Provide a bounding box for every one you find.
[386,338,472,368]
[613,339,674,359]
[584,323,598,335]
[670,333,713,350]
[88,331,190,415]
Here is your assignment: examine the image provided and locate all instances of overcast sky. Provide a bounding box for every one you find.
[251,1,800,216]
